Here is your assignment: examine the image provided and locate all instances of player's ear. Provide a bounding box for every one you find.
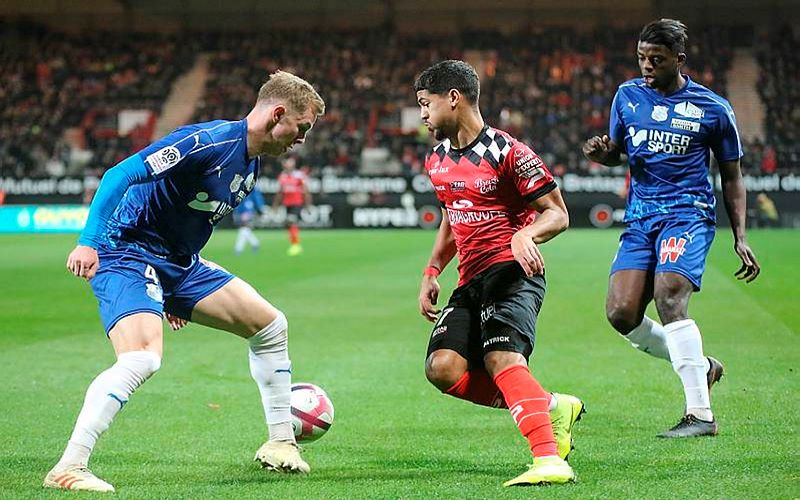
[448,89,460,109]
[270,105,287,124]
[676,52,687,67]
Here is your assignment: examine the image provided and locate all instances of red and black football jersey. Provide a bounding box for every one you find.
[277,170,307,207]
[425,125,557,286]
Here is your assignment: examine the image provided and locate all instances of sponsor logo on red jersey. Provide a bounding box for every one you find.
[450,180,466,192]
[475,177,499,193]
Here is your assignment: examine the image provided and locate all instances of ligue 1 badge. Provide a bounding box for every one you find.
[651,105,669,122]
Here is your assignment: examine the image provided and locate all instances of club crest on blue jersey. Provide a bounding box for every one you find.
[651,105,669,122]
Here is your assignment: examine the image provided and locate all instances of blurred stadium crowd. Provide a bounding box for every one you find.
[1,22,797,178]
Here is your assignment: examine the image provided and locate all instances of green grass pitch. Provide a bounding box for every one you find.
[0,229,797,499]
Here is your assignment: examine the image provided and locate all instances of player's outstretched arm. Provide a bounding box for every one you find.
[582,135,622,166]
[511,188,569,277]
[419,211,456,322]
[719,159,760,282]
[67,155,152,280]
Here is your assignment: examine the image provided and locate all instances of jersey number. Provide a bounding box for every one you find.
[144,265,160,285]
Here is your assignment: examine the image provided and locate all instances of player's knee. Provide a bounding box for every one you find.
[425,352,465,391]
[117,350,162,380]
[606,303,641,334]
[483,350,526,377]
[249,311,289,355]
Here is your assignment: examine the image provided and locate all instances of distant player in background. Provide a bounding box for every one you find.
[583,19,760,438]
[415,60,583,487]
[273,156,310,256]
[233,188,266,254]
[46,71,324,492]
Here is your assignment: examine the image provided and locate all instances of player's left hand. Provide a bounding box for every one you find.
[511,230,545,277]
[164,312,188,331]
[733,239,760,283]
[66,245,99,280]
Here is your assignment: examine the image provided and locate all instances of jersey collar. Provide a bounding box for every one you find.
[644,74,694,99]
[449,125,489,155]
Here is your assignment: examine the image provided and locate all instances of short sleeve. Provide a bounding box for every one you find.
[609,90,625,146]
[710,106,744,162]
[502,141,557,202]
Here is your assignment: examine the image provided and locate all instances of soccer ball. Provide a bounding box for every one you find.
[290,383,334,442]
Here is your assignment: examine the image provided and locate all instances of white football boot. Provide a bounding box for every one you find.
[254,441,310,473]
[43,465,115,492]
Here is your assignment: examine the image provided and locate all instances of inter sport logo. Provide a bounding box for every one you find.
[627,126,691,154]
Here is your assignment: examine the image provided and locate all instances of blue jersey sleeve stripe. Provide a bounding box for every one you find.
[188,138,241,156]
[78,155,151,248]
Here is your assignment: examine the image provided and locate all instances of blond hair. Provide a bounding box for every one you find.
[257,71,325,116]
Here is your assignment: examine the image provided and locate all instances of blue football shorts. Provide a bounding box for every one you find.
[610,215,715,290]
[90,247,235,334]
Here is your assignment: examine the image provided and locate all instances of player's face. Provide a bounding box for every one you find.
[637,41,684,90]
[282,157,296,172]
[268,107,317,156]
[417,90,453,142]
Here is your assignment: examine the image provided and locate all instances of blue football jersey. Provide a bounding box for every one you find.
[104,120,260,257]
[609,76,742,222]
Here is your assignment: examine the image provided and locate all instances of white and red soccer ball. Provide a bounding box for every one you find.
[290,383,334,442]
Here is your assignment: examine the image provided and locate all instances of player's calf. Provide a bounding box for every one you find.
[444,369,507,408]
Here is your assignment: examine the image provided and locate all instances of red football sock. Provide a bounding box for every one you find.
[446,369,507,408]
[493,364,558,457]
[288,224,300,244]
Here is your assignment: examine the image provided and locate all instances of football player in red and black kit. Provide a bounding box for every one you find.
[273,156,311,256]
[415,60,583,486]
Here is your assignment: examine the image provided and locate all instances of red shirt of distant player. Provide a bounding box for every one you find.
[277,170,307,207]
[425,126,557,286]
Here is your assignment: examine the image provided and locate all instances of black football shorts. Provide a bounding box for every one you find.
[425,261,546,368]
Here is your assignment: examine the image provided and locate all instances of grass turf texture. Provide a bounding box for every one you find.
[0,229,797,499]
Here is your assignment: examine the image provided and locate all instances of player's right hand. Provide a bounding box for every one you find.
[164,312,188,331]
[511,230,545,277]
[582,134,612,162]
[66,245,99,280]
[419,276,441,322]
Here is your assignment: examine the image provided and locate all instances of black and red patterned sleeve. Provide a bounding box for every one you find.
[502,141,557,202]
